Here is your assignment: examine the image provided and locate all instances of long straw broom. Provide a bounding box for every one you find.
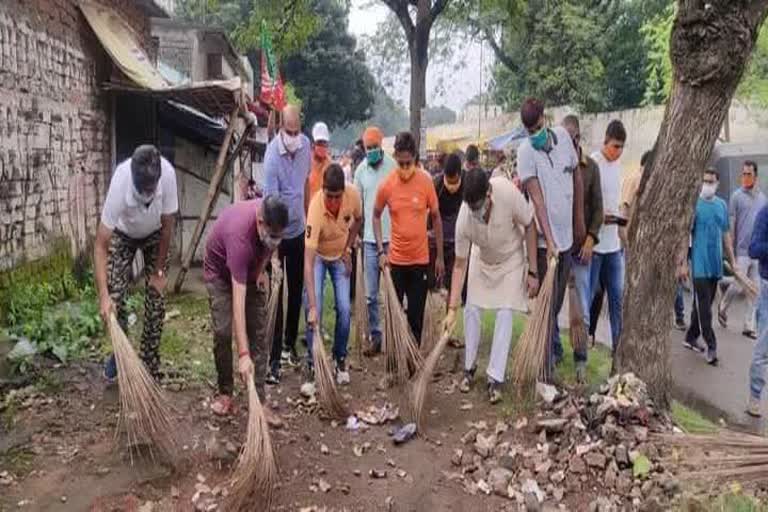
[381,267,424,384]
[311,325,348,418]
[658,430,768,485]
[225,376,277,511]
[108,314,180,467]
[420,290,444,355]
[409,329,451,431]
[265,260,283,351]
[353,246,369,366]
[568,280,589,363]
[510,257,558,390]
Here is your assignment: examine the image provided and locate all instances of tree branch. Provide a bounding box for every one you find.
[481,24,521,74]
[382,0,415,40]
[430,0,450,19]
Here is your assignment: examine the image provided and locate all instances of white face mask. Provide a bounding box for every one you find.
[132,183,156,205]
[282,131,301,153]
[700,183,717,199]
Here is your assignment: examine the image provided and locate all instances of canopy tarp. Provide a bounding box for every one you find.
[488,126,527,151]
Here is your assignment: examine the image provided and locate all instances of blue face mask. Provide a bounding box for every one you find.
[530,128,548,151]
[366,148,383,166]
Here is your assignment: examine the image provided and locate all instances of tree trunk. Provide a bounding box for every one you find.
[617,0,768,408]
[409,23,429,151]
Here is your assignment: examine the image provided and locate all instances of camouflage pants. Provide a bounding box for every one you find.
[108,230,167,378]
[206,279,268,400]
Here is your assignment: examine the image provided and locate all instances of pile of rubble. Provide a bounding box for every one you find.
[444,374,680,511]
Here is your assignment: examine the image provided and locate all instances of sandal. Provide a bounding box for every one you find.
[211,394,235,416]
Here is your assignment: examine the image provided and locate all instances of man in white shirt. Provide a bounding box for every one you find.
[590,120,627,354]
[94,145,179,381]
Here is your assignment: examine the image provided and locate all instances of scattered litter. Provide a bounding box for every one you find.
[393,423,417,445]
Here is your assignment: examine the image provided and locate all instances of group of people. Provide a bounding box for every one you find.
[91,97,768,422]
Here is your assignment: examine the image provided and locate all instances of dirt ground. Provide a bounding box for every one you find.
[0,292,620,512]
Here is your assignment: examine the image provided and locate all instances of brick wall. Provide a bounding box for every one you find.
[0,0,155,271]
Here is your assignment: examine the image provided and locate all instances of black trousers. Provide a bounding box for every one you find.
[686,277,719,352]
[390,264,429,346]
[536,248,572,376]
[270,232,305,368]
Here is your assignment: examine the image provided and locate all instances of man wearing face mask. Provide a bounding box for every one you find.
[354,126,397,354]
[95,145,178,382]
[562,115,603,381]
[204,195,288,425]
[442,170,538,402]
[679,169,736,366]
[517,98,580,380]
[374,131,444,346]
[263,105,312,382]
[429,153,465,294]
[307,122,332,202]
[589,120,627,356]
[304,165,363,387]
[718,161,766,339]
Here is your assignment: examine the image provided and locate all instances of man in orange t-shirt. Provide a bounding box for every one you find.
[307,122,332,204]
[373,131,444,344]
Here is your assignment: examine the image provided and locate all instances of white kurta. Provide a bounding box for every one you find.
[455,177,533,311]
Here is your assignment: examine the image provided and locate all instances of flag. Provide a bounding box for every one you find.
[260,21,286,111]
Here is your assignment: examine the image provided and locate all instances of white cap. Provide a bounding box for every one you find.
[312,122,330,142]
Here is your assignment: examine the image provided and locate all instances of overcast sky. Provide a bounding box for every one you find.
[347,0,491,114]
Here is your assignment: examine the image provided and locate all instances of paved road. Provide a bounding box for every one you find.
[571,285,765,431]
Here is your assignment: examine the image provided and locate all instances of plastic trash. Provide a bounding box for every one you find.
[7,337,36,360]
[392,423,417,445]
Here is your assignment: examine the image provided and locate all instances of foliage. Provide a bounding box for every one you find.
[282,0,376,130]
[331,84,410,149]
[424,105,457,127]
[175,0,318,57]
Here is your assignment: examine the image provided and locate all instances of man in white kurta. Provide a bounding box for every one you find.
[443,170,539,403]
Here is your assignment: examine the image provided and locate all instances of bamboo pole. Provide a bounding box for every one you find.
[173,106,239,293]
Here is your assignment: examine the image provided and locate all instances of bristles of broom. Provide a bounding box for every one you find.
[265,261,283,348]
[226,377,277,511]
[311,326,348,418]
[353,246,369,366]
[409,329,451,430]
[658,431,768,484]
[568,282,589,358]
[381,267,424,384]
[510,257,558,390]
[420,290,444,355]
[108,315,180,468]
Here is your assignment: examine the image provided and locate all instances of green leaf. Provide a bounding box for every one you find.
[633,455,652,479]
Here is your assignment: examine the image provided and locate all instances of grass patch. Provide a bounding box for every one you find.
[0,446,35,476]
[679,491,768,512]
[671,400,717,434]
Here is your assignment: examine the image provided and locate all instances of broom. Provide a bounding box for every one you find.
[510,257,558,390]
[108,314,179,467]
[265,260,283,350]
[420,290,444,355]
[658,430,768,485]
[409,329,451,431]
[225,376,277,511]
[381,267,424,384]
[311,325,348,418]
[725,261,758,301]
[353,246,369,366]
[568,280,589,363]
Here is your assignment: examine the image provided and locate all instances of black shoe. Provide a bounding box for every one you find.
[266,367,281,385]
[743,330,758,340]
[707,350,719,366]
[674,318,686,331]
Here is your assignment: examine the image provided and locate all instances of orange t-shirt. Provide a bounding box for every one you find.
[308,156,331,202]
[374,170,438,265]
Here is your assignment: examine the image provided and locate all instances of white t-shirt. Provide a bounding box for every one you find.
[591,151,621,254]
[100,156,179,239]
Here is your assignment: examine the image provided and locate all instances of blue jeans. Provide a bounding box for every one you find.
[589,250,624,352]
[571,255,592,363]
[749,278,768,399]
[305,258,351,365]
[363,241,388,347]
[674,284,685,322]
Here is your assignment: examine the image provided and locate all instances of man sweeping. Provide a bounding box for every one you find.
[304,164,363,386]
[95,145,178,382]
[263,105,311,383]
[203,195,288,426]
[443,170,539,403]
[373,131,444,345]
[517,98,580,378]
[354,126,397,354]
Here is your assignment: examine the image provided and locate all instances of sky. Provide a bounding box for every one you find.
[347,0,491,114]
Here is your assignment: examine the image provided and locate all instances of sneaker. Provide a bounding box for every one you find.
[103,354,117,384]
[743,330,757,340]
[281,348,300,367]
[706,350,719,366]
[747,396,762,418]
[674,318,686,331]
[682,339,705,353]
[459,368,475,393]
[266,368,281,386]
[363,339,382,357]
[575,361,587,384]
[487,381,503,404]
[335,359,351,386]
